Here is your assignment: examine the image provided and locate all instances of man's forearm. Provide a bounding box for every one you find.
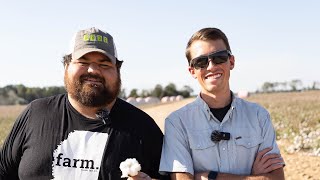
[218,168,284,180]
[170,172,193,180]
[193,168,284,180]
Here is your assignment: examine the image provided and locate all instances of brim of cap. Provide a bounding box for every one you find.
[72,48,117,64]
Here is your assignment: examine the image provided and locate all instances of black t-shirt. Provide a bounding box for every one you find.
[0,94,163,180]
[210,102,232,122]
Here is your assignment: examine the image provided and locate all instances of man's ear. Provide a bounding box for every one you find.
[188,66,197,79]
[229,55,235,70]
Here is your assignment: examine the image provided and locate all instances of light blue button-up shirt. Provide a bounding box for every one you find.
[159,94,282,175]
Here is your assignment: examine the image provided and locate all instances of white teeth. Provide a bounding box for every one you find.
[205,73,222,79]
[212,73,222,78]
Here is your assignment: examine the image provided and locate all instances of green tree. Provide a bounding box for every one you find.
[289,79,302,91]
[151,84,164,98]
[261,82,274,92]
[311,81,320,90]
[44,86,66,97]
[129,89,139,98]
[140,89,150,98]
[163,83,178,96]
[179,85,193,98]
[15,84,27,98]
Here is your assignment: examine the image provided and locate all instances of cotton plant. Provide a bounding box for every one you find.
[119,158,141,178]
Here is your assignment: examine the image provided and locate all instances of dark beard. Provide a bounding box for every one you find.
[64,72,121,108]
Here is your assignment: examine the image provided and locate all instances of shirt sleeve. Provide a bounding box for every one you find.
[159,116,194,175]
[258,108,285,165]
[0,105,30,179]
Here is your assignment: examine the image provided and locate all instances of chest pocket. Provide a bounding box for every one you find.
[188,129,216,150]
[233,126,263,150]
[234,136,263,149]
[226,135,262,175]
[187,129,220,172]
[233,134,263,165]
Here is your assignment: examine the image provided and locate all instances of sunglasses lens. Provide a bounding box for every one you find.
[192,57,209,69]
[191,50,231,69]
[210,56,228,64]
[208,50,229,64]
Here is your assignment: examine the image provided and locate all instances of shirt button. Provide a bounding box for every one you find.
[248,143,251,145]
[197,145,201,148]
[222,148,226,150]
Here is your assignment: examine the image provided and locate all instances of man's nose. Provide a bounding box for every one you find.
[206,59,216,70]
[87,63,101,73]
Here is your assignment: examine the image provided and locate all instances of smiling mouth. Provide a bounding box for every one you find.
[206,73,222,79]
[80,74,105,87]
[84,78,102,83]
[82,78,104,87]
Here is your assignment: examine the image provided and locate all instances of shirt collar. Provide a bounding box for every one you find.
[194,91,238,122]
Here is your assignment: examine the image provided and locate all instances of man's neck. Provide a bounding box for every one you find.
[67,94,116,119]
[200,89,232,109]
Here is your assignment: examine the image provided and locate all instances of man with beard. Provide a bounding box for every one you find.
[0,27,163,180]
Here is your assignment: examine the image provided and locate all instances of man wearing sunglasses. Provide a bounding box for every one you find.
[159,28,285,179]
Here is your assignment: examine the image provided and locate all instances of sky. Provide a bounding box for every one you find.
[1,0,319,95]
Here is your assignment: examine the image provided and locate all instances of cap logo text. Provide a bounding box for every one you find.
[83,34,108,43]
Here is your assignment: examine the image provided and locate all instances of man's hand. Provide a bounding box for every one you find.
[194,171,209,180]
[251,147,284,175]
[128,172,152,180]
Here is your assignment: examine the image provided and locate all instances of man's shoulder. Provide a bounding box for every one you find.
[166,98,200,121]
[115,98,152,117]
[115,98,163,135]
[174,97,200,112]
[30,93,66,104]
[234,97,270,120]
[235,97,267,111]
[29,94,67,109]
[114,98,158,125]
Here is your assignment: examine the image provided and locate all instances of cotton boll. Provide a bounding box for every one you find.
[119,161,127,169]
[120,167,129,177]
[119,161,130,178]
[119,158,141,178]
[120,167,129,178]
[128,158,137,165]
[128,168,139,177]
[131,163,141,173]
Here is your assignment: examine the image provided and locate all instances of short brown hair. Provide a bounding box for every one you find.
[185,28,231,64]
[62,54,72,66]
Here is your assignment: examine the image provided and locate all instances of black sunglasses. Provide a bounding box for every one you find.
[190,50,232,69]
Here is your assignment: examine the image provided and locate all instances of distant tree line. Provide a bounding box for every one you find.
[259,79,320,93]
[0,83,194,105]
[123,83,194,99]
[2,79,319,105]
[0,84,66,105]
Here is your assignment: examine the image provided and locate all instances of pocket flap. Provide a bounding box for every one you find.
[188,129,216,150]
[235,136,263,148]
